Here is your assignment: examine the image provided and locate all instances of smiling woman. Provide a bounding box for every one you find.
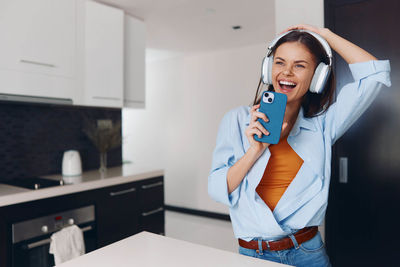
[208,24,391,267]
[255,30,335,119]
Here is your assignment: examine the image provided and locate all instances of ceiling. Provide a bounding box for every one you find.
[99,0,275,55]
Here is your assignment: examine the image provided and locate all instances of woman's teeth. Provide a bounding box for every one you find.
[279,80,297,91]
[279,81,296,86]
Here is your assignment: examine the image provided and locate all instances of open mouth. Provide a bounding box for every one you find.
[278,80,297,93]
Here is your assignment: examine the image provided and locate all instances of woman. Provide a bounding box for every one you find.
[208,24,391,267]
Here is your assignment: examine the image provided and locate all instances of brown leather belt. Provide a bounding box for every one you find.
[238,226,318,251]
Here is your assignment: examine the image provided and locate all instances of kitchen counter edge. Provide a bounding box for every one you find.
[0,167,164,208]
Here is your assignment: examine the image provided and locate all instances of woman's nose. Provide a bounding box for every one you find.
[283,67,293,75]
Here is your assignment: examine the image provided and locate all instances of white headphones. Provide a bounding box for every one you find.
[261,30,333,94]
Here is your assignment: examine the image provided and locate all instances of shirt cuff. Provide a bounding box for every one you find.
[228,183,240,206]
[349,60,391,87]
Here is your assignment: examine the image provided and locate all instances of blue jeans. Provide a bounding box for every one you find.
[239,231,331,267]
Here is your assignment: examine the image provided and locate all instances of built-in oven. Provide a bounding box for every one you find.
[11,205,96,267]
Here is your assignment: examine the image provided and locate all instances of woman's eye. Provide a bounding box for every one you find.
[295,64,305,68]
[275,61,284,65]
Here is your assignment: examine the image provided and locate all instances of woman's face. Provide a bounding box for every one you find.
[271,41,317,105]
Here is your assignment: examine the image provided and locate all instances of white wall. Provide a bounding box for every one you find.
[123,43,267,214]
[123,0,325,214]
[274,0,324,33]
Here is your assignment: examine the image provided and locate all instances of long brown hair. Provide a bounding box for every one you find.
[253,31,335,118]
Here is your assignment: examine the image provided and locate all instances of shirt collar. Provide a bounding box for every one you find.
[290,107,317,136]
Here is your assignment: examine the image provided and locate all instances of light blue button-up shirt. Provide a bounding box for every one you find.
[208,60,391,241]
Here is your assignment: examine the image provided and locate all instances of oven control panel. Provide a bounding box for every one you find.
[12,205,95,244]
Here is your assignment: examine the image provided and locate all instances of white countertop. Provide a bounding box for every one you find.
[0,164,163,207]
[58,231,291,267]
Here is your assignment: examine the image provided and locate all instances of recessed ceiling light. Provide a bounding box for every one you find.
[232,25,242,30]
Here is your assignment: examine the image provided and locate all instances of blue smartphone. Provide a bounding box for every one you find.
[254,91,287,144]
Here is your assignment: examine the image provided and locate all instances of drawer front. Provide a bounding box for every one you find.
[139,206,164,235]
[138,177,164,234]
[97,182,138,200]
[138,177,164,210]
[96,182,139,247]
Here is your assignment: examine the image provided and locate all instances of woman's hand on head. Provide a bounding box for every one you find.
[280,24,329,39]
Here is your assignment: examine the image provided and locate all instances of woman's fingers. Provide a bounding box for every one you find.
[250,105,269,123]
[250,104,260,113]
[254,121,270,136]
[246,121,269,138]
[252,111,269,123]
[280,24,322,35]
[247,128,263,138]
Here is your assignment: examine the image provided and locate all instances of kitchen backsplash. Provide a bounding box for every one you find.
[0,101,122,182]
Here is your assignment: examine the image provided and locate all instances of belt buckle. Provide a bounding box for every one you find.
[262,239,278,251]
[265,240,271,250]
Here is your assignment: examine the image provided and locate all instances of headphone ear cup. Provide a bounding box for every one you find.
[310,63,330,93]
[261,56,268,84]
[261,56,273,84]
[267,56,273,84]
[261,55,274,84]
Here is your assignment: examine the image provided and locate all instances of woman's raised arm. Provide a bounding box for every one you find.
[281,24,377,64]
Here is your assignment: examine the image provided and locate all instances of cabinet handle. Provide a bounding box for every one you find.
[20,59,56,68]
[142,207,164,217]
[92,96,121,101]
[25,225,93,250]
[141,181,163,189]
[339,157,348,184]
[125,99,145,104]
[109,187,136,197]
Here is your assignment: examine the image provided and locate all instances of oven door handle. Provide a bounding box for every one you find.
[25,225,93,250]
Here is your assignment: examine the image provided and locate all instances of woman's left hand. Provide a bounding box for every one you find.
[279,23,377,64]
[279,24,328,39]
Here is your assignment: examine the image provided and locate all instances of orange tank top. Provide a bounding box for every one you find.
[256,138,303,211]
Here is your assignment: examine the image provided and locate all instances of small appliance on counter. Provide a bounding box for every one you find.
[62,150,82,184]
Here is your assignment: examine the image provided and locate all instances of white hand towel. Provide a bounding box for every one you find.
[49,225,85,265]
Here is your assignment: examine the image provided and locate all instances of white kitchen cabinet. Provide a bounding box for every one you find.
[0,0,77,101]
[124,15,146,108]
[84,0,124,108]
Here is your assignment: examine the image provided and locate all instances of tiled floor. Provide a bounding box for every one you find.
[165,210,326,253]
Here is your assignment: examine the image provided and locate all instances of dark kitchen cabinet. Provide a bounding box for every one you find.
[137,177,165,235]
[95,181,140,247]
[96,176,165,247]
[0,175,164,267]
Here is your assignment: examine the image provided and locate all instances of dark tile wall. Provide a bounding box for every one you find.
[0,101,122,182]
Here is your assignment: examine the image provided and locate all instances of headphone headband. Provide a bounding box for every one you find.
[267,30,332,65]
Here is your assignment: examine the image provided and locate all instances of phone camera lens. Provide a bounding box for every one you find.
[264,92,269,97]
[268,98,273,103]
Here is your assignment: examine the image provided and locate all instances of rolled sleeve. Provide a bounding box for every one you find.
[349,59,391,87]
[326,60,391,143]
[208,110,241,207]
